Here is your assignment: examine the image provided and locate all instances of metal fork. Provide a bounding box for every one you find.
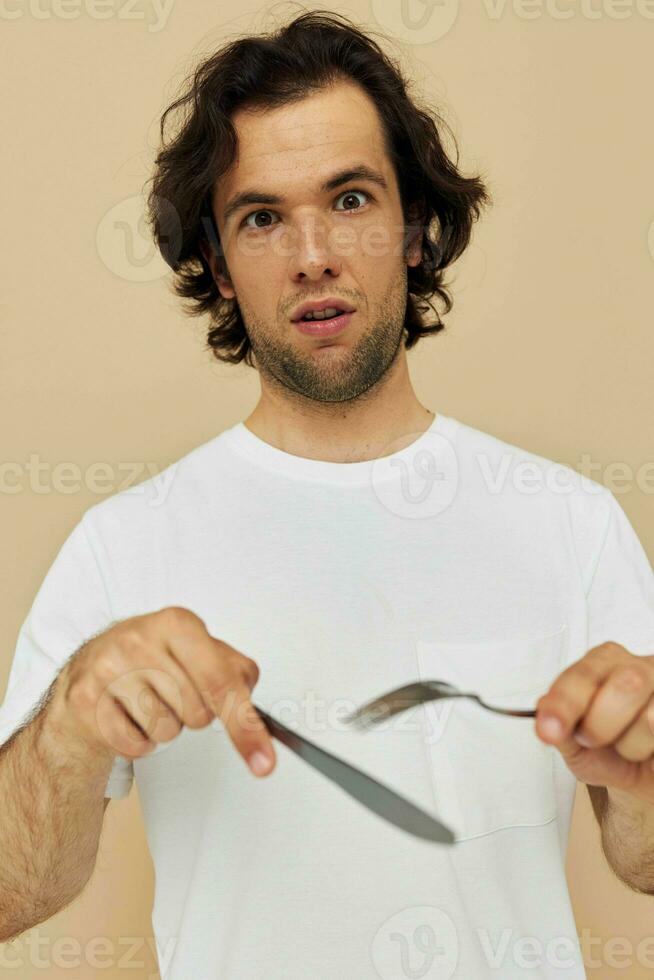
[342,679,538,729]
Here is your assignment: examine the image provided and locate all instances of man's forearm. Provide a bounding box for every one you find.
[0,680,114,942]
[589,784,654,895]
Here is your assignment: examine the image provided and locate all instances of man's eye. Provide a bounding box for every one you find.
[242,210,280,231]
[334,189,369,211]
[241,189,370,230]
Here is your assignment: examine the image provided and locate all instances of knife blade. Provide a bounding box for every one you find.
[255,705,454,844]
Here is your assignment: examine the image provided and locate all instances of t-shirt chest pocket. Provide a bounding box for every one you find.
[415,625,568,842]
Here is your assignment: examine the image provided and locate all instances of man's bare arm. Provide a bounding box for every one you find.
[0,605,278,943]
[587,783,654,895]
[0,684,115,943]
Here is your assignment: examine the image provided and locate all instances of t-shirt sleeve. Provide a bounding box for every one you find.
[584,489,654,657]
[0,516,135,799]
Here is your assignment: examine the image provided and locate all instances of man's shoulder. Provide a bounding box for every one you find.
[447,414,616,554]
[79,425,236,530]
[451,414,607,501]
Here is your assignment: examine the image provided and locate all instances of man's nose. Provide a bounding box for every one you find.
[286,213,343,280]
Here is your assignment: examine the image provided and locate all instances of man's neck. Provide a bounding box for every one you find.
[243,402,436,464]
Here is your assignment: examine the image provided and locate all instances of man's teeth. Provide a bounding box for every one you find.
[302,307,341,321]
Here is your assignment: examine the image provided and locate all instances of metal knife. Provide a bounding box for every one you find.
[255,705,454,844]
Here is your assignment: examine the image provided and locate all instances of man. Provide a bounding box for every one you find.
[1,10,653,980]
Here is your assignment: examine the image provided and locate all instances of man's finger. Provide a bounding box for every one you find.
[217,683,277,777]
[535,642,633,743]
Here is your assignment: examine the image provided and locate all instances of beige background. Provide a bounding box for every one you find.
[1,0,653,977]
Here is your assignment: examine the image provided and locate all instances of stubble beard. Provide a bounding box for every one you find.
[241,271,409,405]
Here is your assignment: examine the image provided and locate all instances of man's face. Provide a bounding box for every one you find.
[208,79,422,404]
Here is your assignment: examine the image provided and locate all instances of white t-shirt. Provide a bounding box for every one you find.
[2,412,654,979]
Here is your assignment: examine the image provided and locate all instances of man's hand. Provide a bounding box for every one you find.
[49,606,276,777]
[535,641,654,806]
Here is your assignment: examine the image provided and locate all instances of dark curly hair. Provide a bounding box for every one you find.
[145,8,491,367]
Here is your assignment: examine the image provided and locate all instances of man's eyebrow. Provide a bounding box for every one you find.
[222,164,389,225]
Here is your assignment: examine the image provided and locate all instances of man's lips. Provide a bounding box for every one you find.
[293,311,354,337]
[290,297,356,321]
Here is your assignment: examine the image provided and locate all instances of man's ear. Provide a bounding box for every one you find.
[404,201,425,268]
[200,238,235,301]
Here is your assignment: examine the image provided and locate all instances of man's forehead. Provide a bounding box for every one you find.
[220,140,384,194]
[213,83,388,213]
[234,79,381,150]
